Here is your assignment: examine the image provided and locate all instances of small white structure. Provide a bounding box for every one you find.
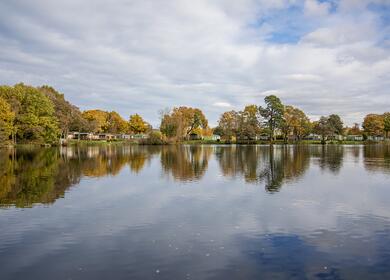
[98,133,116,140]
[203,135,221,141]
[116,134,131,140]
[346,135,363,141]
[256,135,270,141]
[304,134,321,141]
[67,132,96,140]
[367,136,384,141]
[326,134,345,141]
[131,134,148,139]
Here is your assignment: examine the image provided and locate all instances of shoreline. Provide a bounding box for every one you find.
[1,139,390,148]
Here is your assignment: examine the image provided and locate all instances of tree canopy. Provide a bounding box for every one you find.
[313,116,333,143]
[107,111,128,134]
[259,95,284,141]
[281,105,311,142]
[0,96,15,143]
[0,84,60,143]
[363,114,384,136]
[216,110,239,141]
[160,107,208,139]
[129,114,148,134]
[38,85,88,136]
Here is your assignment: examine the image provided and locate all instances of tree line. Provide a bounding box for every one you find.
[0,84,150,144]
[213,95,390,143]
[1,83,389,145]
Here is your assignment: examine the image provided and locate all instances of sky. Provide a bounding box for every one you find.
[0,0,389,127]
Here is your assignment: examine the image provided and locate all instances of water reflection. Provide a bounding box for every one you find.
[1,144,390,208]
[160,145,211,182]
[0,145,160,207]
[364,145,390,174]
[215,145,310,192]
[311,145,344,174]
[0,148,79,207]
[1,144,390,279]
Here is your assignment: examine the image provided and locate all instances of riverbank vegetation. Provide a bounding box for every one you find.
[1,83,390,146]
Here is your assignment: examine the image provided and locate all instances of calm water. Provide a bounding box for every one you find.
[1,145,390,280]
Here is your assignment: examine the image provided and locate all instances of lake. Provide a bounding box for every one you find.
[1,144,390,279]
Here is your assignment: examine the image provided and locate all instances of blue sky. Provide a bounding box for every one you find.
[0,0,389,126]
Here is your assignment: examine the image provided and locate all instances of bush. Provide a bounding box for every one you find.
[139,131,167,145]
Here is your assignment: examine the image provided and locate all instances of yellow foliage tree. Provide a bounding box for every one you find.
[129,114,148,134]
[0,96,15,143]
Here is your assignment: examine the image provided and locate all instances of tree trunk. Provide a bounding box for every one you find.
[269,130,274,144]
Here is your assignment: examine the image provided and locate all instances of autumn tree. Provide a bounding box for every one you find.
[82,110,109,133]
[259,95,284,142]
[383,112,390,138]
[281,105,311,142]
[107,111,128,134]
[129,114,148,134]
[0,85,22,141]
[38,85,88,136]
[160,107,208,139]
[174,107,208,138]
[363,114,384,137]
[0,96,14,143]
[313,117,333,144]
[237,105,261,141]
[346,123,362,135]
[216,110,239,141]
[0,85,22,114]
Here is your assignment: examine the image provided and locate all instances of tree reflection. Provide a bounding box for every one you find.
[311,145,344,174]
[3,144,386,207]
[363,145,390,173]
[160,145,212,181]
[0,145,160,207]
[215,145,311,192]
[0,148,79,207]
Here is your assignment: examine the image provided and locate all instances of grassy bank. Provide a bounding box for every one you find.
[66,139,137,146]
[2,139,389,148]
[182,139,390,145]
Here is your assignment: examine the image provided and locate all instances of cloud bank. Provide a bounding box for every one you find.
[0,0,389,126]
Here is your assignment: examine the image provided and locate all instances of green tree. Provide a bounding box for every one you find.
[129,114,148,134]
[0,84,59,143]
[0,96,15,143]
[313,116,332,144]
[160,113,178,138]
[237,105,261,141]
[328,114,344,136]
[259,95,284,142]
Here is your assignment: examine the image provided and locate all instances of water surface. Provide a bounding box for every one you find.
[1,145,390,279]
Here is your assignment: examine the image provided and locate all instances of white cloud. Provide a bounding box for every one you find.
[0,0,389,127]
[285,74,323,81]
[213,102,232,108]
[304,0,330,17]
